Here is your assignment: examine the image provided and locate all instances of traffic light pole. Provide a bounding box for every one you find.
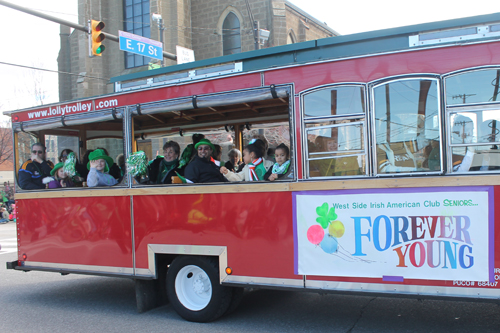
[0,0,177,61]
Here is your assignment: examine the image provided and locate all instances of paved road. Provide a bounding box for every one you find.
[1,223,500,332]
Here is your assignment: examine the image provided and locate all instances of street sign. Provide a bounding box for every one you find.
[176,45,195,64]
[118,31,163,60]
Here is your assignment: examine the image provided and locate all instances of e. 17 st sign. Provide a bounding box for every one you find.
[118,31,163,60]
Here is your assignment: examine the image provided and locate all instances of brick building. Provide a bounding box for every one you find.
[58,0,338,101]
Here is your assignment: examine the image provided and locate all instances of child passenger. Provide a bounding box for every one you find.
[264,143,292,181]
[87,149,118,187]
[43,162,75,188]
[220,140,272,181]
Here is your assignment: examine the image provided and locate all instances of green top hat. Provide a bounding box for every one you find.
[87,149,114,172]
[194,139,215,151]
[50,162,64,176]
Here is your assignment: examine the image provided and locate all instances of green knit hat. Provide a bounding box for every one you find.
[87,149,114,172]
[50,162,64,176]
[194,139,215,151]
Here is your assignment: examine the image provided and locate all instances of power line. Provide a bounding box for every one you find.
[0,61,109,81]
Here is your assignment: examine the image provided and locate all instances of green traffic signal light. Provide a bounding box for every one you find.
[91,20,105,56]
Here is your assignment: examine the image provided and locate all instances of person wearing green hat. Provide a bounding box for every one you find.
[87,149,118,187]
[184,139,228,183]
[43,162,75,188]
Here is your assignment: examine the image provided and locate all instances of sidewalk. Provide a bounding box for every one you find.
[0,222,17,255]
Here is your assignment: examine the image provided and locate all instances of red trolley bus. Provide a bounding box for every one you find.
[6,13,500,322]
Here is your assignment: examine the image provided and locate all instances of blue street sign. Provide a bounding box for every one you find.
[118,31,163,60]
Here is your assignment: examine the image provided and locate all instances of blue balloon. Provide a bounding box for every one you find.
[320,234,338,254]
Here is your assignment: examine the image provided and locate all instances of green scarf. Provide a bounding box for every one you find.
[157,159,178,184]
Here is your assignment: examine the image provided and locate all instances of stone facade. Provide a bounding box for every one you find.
[58,0,338,101]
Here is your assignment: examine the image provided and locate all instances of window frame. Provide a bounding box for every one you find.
[369,76,443,177]
[222,12,242,56]
[13,109,128,191]
[444,67,500,174]
[301,83,369,180]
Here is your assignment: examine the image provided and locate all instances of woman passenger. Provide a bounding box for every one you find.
[224,148,243,172]
[59,149,74,162]
[147,141,183,184]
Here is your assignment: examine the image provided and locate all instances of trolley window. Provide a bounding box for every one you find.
[445,69,500,173]
[372,78,441,174]
[303,85,367,178]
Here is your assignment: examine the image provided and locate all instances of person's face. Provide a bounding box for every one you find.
[242,149,253,164]
[326,139,337,152]
[197,145,212,159]
[275,148,288,165]
[215,150,222,161]
[163,147,178,162]
[61,150,69,162]
[95,159,106,171]
[57,168,67,179]
[32,145,45,160]
[232,154,240,165]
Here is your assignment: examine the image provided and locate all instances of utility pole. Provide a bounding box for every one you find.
[245,0,260,50]
[452,93,476,104]
[152,14,165,67]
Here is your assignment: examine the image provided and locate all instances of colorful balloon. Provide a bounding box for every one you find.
[328,220,345,238]
[307,225,324,245]
[320,234,338,254]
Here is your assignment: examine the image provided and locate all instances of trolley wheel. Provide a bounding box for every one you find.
[166,256,232,322]
[225,287,244,315]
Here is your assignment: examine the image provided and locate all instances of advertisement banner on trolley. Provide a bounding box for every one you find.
[293,187,494,283]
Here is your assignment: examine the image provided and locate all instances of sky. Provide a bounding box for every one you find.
[0,0,499,120]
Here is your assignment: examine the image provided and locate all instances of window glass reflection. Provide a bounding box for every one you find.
[306,121,364,158]
[373,79,441,173]
[303,86,365,118]
[445,69,500,105]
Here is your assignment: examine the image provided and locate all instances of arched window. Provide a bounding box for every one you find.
[223,12,241,55]
[287,30,297,44]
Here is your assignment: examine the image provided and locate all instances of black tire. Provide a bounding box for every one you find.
[225,287,244,315]
[166,256,232,322]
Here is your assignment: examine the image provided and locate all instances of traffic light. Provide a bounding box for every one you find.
[90,20,105,56]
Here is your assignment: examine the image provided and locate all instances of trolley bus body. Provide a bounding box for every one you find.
[6,13,500,320]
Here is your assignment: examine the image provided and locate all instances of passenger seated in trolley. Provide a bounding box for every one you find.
[147,141,184,184]
[221,139,273,181]
[18,143,54,190]
[44,162,75,189]
[264,143,293,181]
[224,148,243,172]
[184,139,228,183]
[86,149,118,187]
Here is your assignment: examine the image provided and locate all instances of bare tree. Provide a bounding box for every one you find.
[15,61,49,107]
[0,119,13,166]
